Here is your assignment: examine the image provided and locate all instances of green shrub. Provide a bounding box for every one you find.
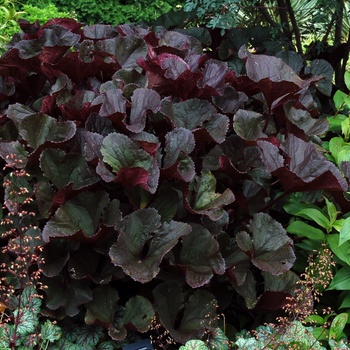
[0,1,75,54]
[0,0,25,51]
[19,0,184,25]
[20,3,75,25]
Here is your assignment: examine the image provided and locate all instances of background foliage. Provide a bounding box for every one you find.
[17,0,184,25]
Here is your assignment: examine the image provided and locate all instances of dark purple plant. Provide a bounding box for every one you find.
[0,18,345,345]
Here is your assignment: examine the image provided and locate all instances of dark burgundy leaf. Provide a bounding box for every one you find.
[127,88,161,133]
[258,136,348,192]
[180,223,225,287]
[160,98,216,130]
[83,24,117,39]
[109,208,191,283]
[237,213,296,275]
[153,281,217,343]
[233,109,267,141]
[91,89,126,118]
[43,275,92,317]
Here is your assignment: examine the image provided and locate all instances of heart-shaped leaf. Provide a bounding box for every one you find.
[43,275,92,317]
[109,208,191,283]
[40,148,99,190]
[237,213,296,275]
[42,191,109,241]
[153,282,217,343]
[180,223,225,287]
[186,170,235,221]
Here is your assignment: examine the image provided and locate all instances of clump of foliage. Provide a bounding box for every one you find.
[20,3,75,26]
[182,0,350,90]
[177,327,231,349]
[0,0,74,54]
[0,18,347,347]
[0,286,62,349]
[18,0,184,26]
[0,0,25,50]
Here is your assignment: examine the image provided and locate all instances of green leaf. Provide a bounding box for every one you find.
[337,149,350,166]
[110,208,191,283]
[339,217,350,246]
[324,197,339,225]
[328,266,350,290]
[75,326,104,347]
[327,114,347,133]
[304,314,325,325]
[339,292,350,309]
[191,170,235,220]
[329,339,349,349]
[19,285,41,313]
[295,208,331,231]
[327,234,350,265]
[329,137,345,160]
[286,220,326,241]
[194,170,231,210]
[283,201,321,216]
[344,71,350,91]
[40,320,62,343]
[42,191,109,241]
[101,132,152,173]
[333,219,345,232]
[312,327,329,341]
[100,132,158,192]
[18,113,76,149]
[179,340,208,350]
[13,308,37,337]
[334,89,350,110]
[40,148,99,190]
[208,328,230,350]
[180,223,225,287]
[0,324,13,349]
[329,313,348,340]
[341,118,350,140]
[98,341,117,350]
[50,338,82,350]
